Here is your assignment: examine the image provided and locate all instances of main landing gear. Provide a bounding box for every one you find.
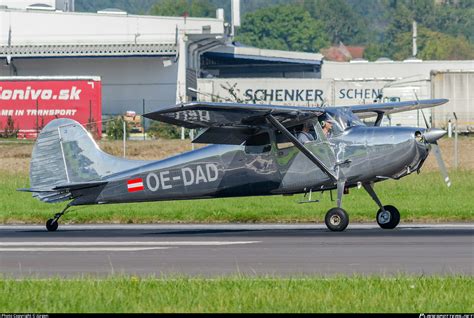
[325,207,349,231]
[324,181,400,232]
[46,205,71,232]
[324,180,349,231]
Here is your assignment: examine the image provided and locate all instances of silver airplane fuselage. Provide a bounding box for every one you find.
[87,125,429,206]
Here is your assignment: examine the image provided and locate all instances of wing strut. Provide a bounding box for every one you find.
[266,114,337,182]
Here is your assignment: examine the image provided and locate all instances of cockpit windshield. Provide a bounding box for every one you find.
[326,108,365,131]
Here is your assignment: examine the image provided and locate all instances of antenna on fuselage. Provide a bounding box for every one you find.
[413,90,420,105]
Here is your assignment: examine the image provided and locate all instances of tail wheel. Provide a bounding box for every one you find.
[325,208,349,232]
[376,205,400,229]
[46,219,59,232]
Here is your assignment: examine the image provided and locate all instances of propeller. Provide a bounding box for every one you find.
[420,110,451,187]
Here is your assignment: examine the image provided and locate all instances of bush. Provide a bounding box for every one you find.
[105,116,130,140]
[147,121,181,139]
[1,116,19,138]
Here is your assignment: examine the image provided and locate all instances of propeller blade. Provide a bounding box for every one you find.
[431,142,451,187]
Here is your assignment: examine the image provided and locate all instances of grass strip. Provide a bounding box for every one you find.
[0,275,472,313]
[1,171,473,224]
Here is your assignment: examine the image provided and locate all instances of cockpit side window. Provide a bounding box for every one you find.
[318,113,343,137]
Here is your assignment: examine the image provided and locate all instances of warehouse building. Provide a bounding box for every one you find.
[0,4,227,115]
[198,58,474,130]
[1,2,473,132]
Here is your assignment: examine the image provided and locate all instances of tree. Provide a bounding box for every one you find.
[106,116,130,141]
[149,0,216,18]
[304,0,371,45]
[1,116,19,138]
[236,5,329,53]
[384,2,414,44]
[431,4,474,42]
[392,27,474,60]
[405,0,436,27]
[147,121,181,139]
[364,43,385,61]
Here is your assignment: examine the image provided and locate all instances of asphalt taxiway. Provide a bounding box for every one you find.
[0,223,472,277]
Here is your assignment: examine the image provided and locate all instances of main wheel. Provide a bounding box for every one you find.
[376,205,400,229]
[325,207,349,232]
[46,218,58,232]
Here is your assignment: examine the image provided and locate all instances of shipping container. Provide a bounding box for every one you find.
[431,70,474,133]
[379,75,431,127]
[0,76,102,139]
[198,72,473,131]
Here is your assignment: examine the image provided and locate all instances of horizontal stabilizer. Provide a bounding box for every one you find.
[33,192,72,204]
[18,181,108,204]
[53,181,108,192]
[18,188,58,193]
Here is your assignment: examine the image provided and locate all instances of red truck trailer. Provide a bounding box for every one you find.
[0,76,102,139]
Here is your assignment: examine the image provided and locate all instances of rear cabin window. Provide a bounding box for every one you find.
[275,130,295,150]
[245,132,271,153]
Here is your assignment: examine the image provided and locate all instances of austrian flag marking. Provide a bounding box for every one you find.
[127,178,144,192]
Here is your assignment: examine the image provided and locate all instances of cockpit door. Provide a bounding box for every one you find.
[304,121,338,170]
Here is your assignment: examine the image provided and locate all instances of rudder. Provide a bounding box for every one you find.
[30,118,102,190]
[28,118,147,202]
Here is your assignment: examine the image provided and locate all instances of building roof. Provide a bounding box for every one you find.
[206,44,323,65]
[320,42,365,62]
[0,43,176,58]
[0,7,224,58]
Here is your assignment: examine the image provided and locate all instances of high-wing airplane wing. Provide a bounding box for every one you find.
[146,99,448,128]
[144,102,325,129]
[346,98,448,119]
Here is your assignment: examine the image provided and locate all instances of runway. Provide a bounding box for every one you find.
[0,223,472,277]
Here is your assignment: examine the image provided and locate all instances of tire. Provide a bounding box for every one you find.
[46,218,58,232]
[325,207,349,232]
[376,205,400,229]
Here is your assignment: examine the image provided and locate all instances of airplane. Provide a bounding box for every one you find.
[19,98,451,232]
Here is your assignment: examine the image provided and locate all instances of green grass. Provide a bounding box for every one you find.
[0,276,471,313]
[1,170,473,224]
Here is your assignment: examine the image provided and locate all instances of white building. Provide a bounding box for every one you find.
[197,58,474,130]
[0,6,226,115]
[322,59,474,80]
[322,60,474,128]
[0,0,74,12]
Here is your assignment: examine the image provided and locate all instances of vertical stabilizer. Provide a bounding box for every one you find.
[28,118,147,202]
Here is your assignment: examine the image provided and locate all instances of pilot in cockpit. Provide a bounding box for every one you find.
[297,122,315,144]
[320,119,334,138]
